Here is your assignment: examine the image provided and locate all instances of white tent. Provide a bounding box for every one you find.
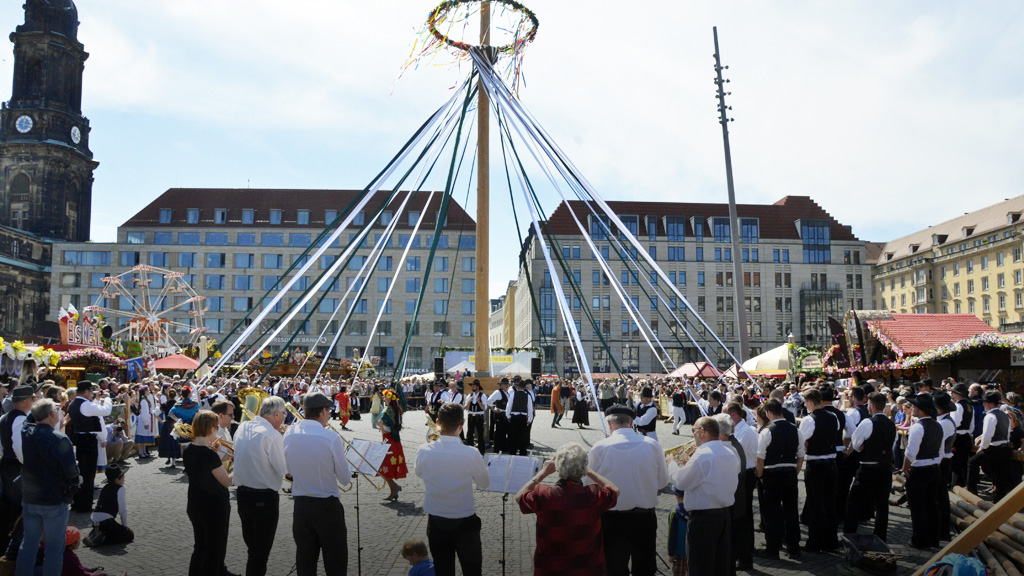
[498,361,533,377]
[446,360,475,374]
[741,344,790,375]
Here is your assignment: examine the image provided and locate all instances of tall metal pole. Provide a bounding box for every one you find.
[474,3,492,376]
[713,26,749,362]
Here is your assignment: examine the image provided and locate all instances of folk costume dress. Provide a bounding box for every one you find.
[571,388,590,427]
[378,405,408,479]
[135,394,157,447]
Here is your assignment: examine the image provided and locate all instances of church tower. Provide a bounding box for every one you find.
[0,0,97,242]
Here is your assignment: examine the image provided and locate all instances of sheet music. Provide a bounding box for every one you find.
[484,454,540,493]
[345,438,389,475]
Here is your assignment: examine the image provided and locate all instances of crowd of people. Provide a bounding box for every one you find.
[0,364,1021,575]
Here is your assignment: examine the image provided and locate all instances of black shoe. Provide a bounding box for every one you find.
[672,431,679,435]
[786,548,802,560]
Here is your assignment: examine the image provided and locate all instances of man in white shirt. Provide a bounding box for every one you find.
[0,385,34,551]
[283,393,352,576]
[902,393,943,549]
[668,415,740,576]
[234,396,287,576]
[968,390,1013,501]
[727,402,757,569]
[463,380,488,455]
[633,388,659,442]
[755,399,804,560]
[588,405,669,576]
[211,399,235,465]
[504,378,533,455]
[414,403,489,576]
[68,381,112,513]
[487,379,510,453]
[441,381,463,405]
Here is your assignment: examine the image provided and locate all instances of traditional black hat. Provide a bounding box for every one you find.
[983,390,1003,405]
[640,387,653,398]
[470,379,481,387]
[916,379,935,391]
[951,383,970,398]
[76,380,94,393]
[907,393,938,417]
[604,404,636,419]
[931,391,955,413]
[10,386,33,402]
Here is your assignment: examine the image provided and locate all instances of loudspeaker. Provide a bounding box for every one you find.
[531,357,542,380]
[433,357,444,380]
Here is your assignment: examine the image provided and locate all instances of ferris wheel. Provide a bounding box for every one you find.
[83,264,208,356]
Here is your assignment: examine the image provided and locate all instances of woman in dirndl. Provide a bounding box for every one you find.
[378,389,407,501]
[571,384,590,429]
[135,384,158,458]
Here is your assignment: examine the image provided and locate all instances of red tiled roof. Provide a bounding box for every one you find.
[121,188,476,231]
[543,196,859,241]
[867,314,996,356]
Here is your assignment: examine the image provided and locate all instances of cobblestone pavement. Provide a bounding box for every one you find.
[72,410,936,575]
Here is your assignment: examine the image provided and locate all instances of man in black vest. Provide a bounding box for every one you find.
[902,393,943,549]
[463,380,488,456]
[755,399,803,560]
[844,392,897,542]
[933,391,956,542]
[427,380,445,420]
[797,388,840,553]
[839,385,869,523]
[488,379,510,453]
[634,388,659,442]
[950,383,973,487]
[969,390,1013,501]
[68,380,112,513]
[0,385,34,551]
[504,379,533,455]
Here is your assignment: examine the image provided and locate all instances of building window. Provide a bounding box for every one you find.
[261,233,284,247]
[289,233,312,247]
[206,233,227,246]
[178,252,197,267]
[148,252,168,267]
[119,251,139,267]
[712,217,731,242]
[241,209,255,225]
[206,253,225,268]
[159,209,173,224]
[665,216,685,242]
[177,232,199,245]
[205,275,224,290]
[462,257,475,272]
[269,209,283,225]
[187,209,200,224]
[297,210,310,225]
[740,218,759,243]
[800,220,831,263]
[154,232,172,244]
[214,209,228,224]
[434,278,448,293]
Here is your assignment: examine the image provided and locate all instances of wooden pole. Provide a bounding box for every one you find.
[474,1,492,376]
[914,482,1024,575]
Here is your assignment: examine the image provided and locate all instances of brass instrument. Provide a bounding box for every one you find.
[664,440,697,462]
[218,437,234,472]
[424,412,441,442]
[238,387,269,422]
[172,421,194,441]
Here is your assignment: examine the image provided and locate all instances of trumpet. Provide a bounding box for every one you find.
[664,440,697,462]
[424,412,441,443]
[216,437,235,473]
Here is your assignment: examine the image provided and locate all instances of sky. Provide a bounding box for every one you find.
[2,1,1023,299]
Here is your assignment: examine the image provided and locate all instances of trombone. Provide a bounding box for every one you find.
[424,412,441,443]
[284,402,386,491]
[664,440,697,463]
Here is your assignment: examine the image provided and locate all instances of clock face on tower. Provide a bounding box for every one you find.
[71,126,81,144]
[15,115,33,133]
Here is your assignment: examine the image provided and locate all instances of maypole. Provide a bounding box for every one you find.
[475,1,492,376]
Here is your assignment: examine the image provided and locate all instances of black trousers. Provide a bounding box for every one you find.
[803,458,838,550]
[687,508,731,576]
[293,496,347,576]
[237,487,280,576]
[602,509,657,576]
[507,415,528,455]
[731,468,755,566]
[72,433,98,512]
[938,458,953,541]
[599,397,615,413]
[761,468,800,553]
[427,514,481,576]
[907,464,941,548]
[969,445,1013,501]
[188,505,230,576]
[844,464,892,542]
[490,413,507,453]
[951,433,972,487]
[836,451,859,522]
[94,518,135,545]
[464,414,486,455]
[0,459,22,553]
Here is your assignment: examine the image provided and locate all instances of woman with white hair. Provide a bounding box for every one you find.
[516,442,619,575]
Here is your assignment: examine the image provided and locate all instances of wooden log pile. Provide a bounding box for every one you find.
[949,487,1024,576]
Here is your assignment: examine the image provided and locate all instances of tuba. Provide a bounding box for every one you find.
[238,387,269,422]
[664,440,697,462]
[424,412,441,442]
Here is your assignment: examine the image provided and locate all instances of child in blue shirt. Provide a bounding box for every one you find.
[402,539,434,576]
[668,486,688,575]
